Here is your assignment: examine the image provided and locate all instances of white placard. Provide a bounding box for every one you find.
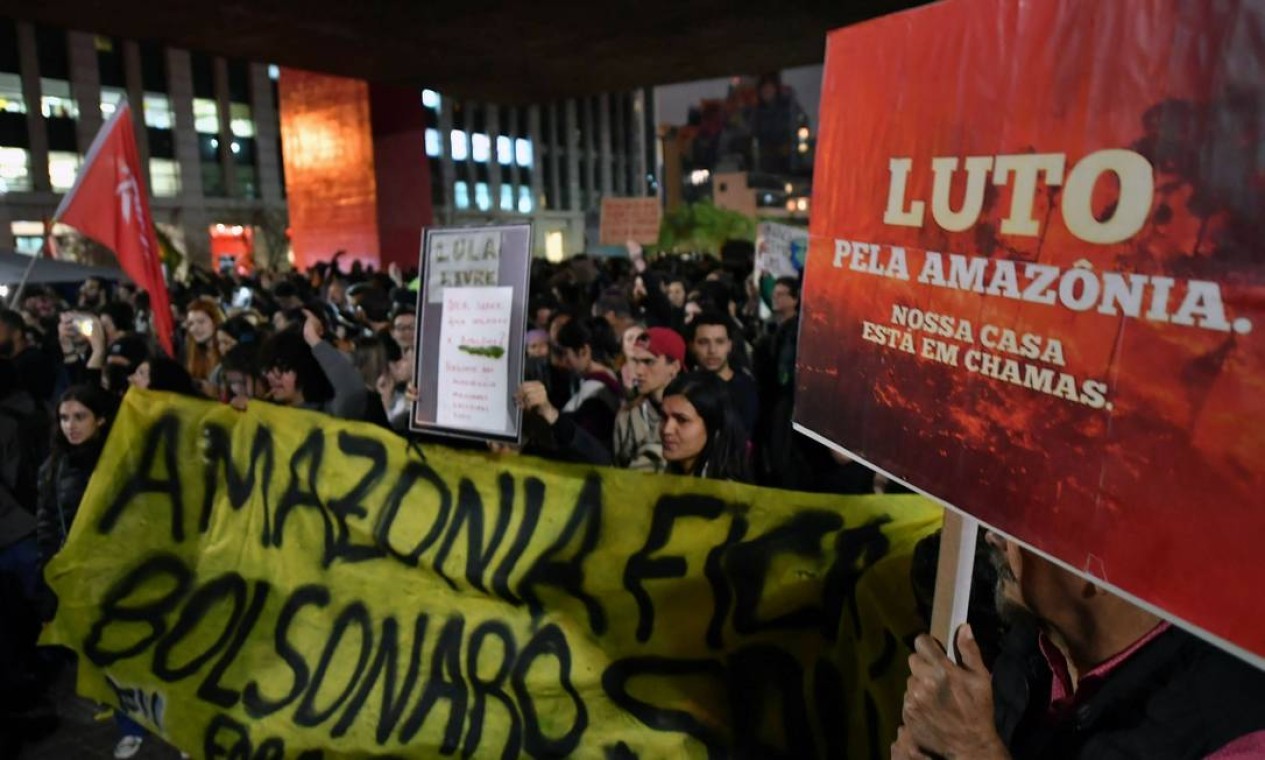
[426,230,502,304]
[435,286,514,433]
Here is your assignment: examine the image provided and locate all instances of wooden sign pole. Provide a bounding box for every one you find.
[930,509,979,662]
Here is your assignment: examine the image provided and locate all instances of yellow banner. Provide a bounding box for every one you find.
[43,389,942,758]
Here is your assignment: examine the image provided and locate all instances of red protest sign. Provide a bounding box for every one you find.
[599,197,662,246]
[797,0,1265,663]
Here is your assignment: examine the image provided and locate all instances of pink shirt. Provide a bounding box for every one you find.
[1038,622,1265,759]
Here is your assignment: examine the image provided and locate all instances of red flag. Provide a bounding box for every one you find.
[53,102,174,356]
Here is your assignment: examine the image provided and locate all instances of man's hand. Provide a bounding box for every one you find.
[898,624,1010,760]
[891,726,932,760]
[515,381,558,425]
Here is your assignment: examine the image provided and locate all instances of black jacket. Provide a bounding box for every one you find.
[993,622,1265,760]
[35,441,103,564]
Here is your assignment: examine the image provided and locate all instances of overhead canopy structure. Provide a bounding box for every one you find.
[0,250,125,286]
[8,1,927,101]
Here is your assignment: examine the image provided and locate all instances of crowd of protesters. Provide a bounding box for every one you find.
[1,242,889,757]
[4,241,1265,760]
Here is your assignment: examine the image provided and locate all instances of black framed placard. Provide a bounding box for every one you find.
[410,223,533,444]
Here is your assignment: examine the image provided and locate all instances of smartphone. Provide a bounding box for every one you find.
[75,315,94,337]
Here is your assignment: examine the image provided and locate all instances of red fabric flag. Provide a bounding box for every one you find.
[53,102,174,356]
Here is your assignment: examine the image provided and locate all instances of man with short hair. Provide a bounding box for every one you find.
[688,312,758,434]
[615,327,684,472]
[390,307,416,353]
[771,276,800,326]
[893,532,1265,760]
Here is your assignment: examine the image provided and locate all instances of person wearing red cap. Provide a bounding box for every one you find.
[614,327,685,472]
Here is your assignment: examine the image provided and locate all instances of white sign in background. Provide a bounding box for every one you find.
[435,286,514,433]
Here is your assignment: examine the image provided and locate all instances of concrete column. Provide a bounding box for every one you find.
[166,49,209,265]
[122,41,150,189]
[506,106,521,207]
[67,31,101,151]
[16,22,50,193]
[564,98,579,212]
[632,88,650,196]
[582,96,596,207]
[485,102,502,212]
[527,105,542,214]
[598,93,612,198]
[544,102,560,212]
[249,63,282,204]
[213,56,237,197]
[437,95,455,224]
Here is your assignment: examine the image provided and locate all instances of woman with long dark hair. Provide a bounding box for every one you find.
[35,385,114,566]
[660,372,750,482]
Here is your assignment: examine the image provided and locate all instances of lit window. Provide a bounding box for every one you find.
[496,136,512,165]
[471,133,490,163]
[454,181,470,210]
[149,158,181,197]
[514,138,533,168]
[99,87,126,118]
[49,151,80,191]
[475,182,491,211]
[500,184,513,211]
[0,148,32,192]
[0,73,27,114]
[267,65,280,81]
[421,89,441,109]
[517,185,533,214]
[230,103,255,138]
[450,131,468,161]
[425,128,441,158]
[143,93,173,129]
[193,98,219,134]
[39,79,77,119]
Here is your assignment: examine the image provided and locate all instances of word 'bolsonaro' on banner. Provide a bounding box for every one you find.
[796,0,1265,665]
[43,390,942,758]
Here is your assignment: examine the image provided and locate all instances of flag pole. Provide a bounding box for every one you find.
[7,221,53,309]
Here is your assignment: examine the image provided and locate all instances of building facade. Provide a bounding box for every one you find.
[0,16,657,270]
[0,17,286,269]
[424,90,655,261]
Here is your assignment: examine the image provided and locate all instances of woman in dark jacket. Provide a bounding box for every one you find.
[35,384,114,566]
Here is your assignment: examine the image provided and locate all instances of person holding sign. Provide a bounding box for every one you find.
[660,372,750,482]
[516,317,623,464]
[892,533,1265,760]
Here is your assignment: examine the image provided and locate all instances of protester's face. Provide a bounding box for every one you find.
[81,280,101,302]
[59,400,103,446]
[533,307,553,330]
[526,337,550,359]
[630,346,678,396]
[661,394,707,469]
[186,311,216,344]
[986,532,1058,628]
[328,281,346,305]
[548,315,572,368]
[391,349,413,384]
[667,282,686,309]
[392,314,416,351]
[772,285,798,317]
[691,325,732,373]
[129,361,151,390]
[272,312,291,332]
[216,330,237,357]
[622,326,647,359]
[224,370,254,401]
[265,366,300,405]
[561,346,590,375]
